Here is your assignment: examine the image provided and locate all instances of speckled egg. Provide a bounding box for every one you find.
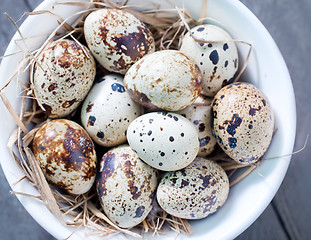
[124,50,203,111]
[32,119,97,195]
[180,24,239,97]
[157,157,229,219]
[212,82,274,164]
[84,9,155,74]
[127,112,199,171]
[81,74,142,147]
[177,96,217,157]
[33,39,96,118]
[96,145,158,228]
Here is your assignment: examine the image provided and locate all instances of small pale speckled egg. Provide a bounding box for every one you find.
[84,9,155,74]
[96,145,158,228]
[177,95,217,157]
[212,82,274,164]
[81,74,142,147]
[33,39,96,118]
[127,112,199,171]
[32,119,97,195]
[124,50,203,111]
[180,24,239,97]
[157,157,229,219]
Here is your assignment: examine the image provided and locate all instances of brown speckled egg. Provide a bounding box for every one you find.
[212,82,274,164]
[180,24,238,97]
[157,157,229,219]
[33,39,96,118]
[127,112,199,171]
[81,74,142,147]
[96,145,158,228]
[177,95,217,157]
[84,9,155,74]
[124,50,202,111]
[32,119,97,195]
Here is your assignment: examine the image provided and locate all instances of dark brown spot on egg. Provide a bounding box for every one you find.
[97,152,116,196]
[210,66,218,82]
[180,179,190,188]
[112,25,153,61]
[88,116,96,126]
[48,83,58,92]
[56,40,87,69]
[199,136,211,147]
[126,88,158,109]
[62,99,76,108]
[42,104,52,116]
[202,195,217,214]
[198,123,205,132]
[249,105,262,116]
[86,103,94,113]
[190,63,203,95]
[223,114,242,136]
[134,206,145,218]
[199,174,212,188]
[124,160,142,200]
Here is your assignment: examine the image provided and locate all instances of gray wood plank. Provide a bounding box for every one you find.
[236,204,288,240]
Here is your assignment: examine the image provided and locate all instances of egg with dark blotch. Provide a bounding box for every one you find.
[127,112,199,171]
[177,95,217,157]
[96,145,158,228]
[180,24,239,97]
[81,74,142,147]
[212,82,274,164]
[157,157,229,219]
[32,119,97,195]
[124,50,203,111]
[33,39,96,118]
[84,9,155,74]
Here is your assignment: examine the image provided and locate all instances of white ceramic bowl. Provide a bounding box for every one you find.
[0,0,296,239]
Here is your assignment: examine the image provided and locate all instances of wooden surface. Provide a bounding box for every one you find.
[0,0,310,239]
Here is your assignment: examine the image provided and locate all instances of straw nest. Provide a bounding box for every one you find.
[1,0,257,238]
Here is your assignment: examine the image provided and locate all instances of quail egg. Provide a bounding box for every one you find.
[84,9,155,74]
[157,157,229,219]
[124,50,202,111]
[212,82,274,164]
[33,39,96,118]
[32,119,97,195]
[177,95,217,157]
[180,24,238,97]
[96,145,158,228]
[81,74,142,147]
[127,112,199,171]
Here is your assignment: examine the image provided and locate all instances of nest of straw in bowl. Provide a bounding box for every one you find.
[2,0,256,238]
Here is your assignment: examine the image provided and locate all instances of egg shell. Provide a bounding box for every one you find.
[96,145,158,228]
[157,157,229,219]
[81,74,142,147]
[177,96,217,157]
[33,39,96,118]
[32,119,97,195]
[180,24,239,97]
[212,82,274,164]
[124,50,203,111]
[84,9,155,74]
[127,112,200,171]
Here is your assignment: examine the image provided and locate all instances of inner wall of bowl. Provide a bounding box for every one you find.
[0,0,295,240]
